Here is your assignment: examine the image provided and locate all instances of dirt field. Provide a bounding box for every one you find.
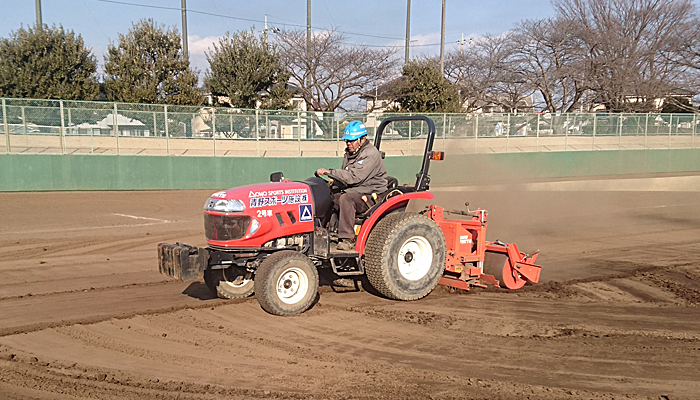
[1,176,700,400]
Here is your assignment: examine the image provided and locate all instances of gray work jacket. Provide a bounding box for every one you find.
[329,141,388,195]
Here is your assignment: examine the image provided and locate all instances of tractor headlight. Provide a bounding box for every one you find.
[249,218,261,235]
[204,198,246,213]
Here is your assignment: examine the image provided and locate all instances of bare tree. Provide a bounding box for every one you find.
[275,29,397,136]
[445,34,533,113]
[513,18,592,113]
[444,46,490,112]
[554,0,696,112]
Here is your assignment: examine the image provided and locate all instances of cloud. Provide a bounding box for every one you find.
[186,35,223,81]
[188,35,223,56]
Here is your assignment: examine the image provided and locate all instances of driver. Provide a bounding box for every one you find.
[316,120,388,251]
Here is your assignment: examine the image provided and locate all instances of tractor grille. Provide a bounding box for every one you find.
[204,214,251,241]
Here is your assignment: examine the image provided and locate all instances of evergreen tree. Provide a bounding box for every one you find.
[104,19,202,105]
[0,24,99,100]
[205,30,293,109]
[391,60,462,113]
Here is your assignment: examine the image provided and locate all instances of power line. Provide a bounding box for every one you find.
[353,42,443,48]
[93,0,404,41]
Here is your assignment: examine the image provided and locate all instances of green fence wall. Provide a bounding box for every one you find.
[2,149,700,192]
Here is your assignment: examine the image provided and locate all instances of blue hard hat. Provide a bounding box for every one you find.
[342,121,368,141]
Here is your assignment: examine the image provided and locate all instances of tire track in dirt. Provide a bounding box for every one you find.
[1,187,700,399]
[0,298,673,400]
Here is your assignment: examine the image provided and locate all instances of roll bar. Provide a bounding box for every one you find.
[373,116,436,192]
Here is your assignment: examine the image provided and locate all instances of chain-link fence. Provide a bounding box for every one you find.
[2,98,699,157]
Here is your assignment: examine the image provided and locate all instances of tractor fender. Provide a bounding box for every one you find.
[356,191,434,256]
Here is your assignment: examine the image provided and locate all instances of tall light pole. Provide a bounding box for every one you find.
[439,0,446,74]
[181,0,189,61]
[404,0,411,65]
[35,0,42,28]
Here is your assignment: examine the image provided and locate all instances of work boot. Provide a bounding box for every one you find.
[336,239,356,251]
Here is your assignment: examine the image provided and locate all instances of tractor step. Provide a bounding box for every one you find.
[329,254,364,276]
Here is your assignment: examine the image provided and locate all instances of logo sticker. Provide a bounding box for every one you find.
[299,204,313,222]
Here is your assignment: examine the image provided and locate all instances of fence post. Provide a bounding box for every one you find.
[564,116,568,151]
[442,113,446,152]
[60,100,66,154]
[419,119,424,154]
[21,106,27,136]
[153,111,157,139]
[668,114,673,149]
[506,113,510,153]
[618,114,622,150]
[164,105,169,156]
[212,108,217,156]
[644,113,649,149]
[255,108,260,157]
[297,110,301,157]
[336,117,340,157]
[2,99,8,153]
[408,115,412,155]
[592,113,596,150]
[68,108,72,136]
[692,113,697,149]
[474,113,479,153]
[536,113,540,151]
[113,103,119,155]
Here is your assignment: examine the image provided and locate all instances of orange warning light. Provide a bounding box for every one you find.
[429,151,445,161]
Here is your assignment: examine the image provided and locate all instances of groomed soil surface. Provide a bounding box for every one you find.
[1,176,700,400]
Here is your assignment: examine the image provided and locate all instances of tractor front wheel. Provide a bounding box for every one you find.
[204,266,254,299]
[364,212,446,300]
[254,251,319,315]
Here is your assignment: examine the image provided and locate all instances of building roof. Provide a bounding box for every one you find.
[76,113,146,129]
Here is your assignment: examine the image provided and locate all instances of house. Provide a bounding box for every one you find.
[206,83,320,139]
[75,113,147,136]
[588,88,696,113]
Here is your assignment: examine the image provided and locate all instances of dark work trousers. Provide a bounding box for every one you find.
[333,192,369,240]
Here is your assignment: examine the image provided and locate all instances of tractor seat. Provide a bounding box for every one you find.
[355,184,415,222]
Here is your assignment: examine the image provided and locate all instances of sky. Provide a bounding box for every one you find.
[2,0,557,78]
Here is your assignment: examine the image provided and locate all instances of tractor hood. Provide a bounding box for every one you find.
[204,181,317,248]
[210,182,311,208]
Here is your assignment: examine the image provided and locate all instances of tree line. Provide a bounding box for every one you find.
[1,0,699,115]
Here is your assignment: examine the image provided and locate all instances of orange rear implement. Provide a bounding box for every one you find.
[426,205,542,291]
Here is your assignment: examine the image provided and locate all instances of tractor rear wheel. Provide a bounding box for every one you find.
[483,252,526,290]
[254,251,319,316]
[204,266,254,299]
[364,212,446,300]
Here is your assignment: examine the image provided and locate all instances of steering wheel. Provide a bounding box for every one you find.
[315,171,348,189]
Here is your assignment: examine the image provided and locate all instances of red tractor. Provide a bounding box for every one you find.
[158,116,542,315]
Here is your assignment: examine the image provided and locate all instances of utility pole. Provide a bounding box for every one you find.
[264,14,269,44]
[261,15,280,49]
[456,33,468,80]
[404,0,411,65]
[35,0,42,28]
[457,32,468,56]
[181,0,189,61]
[306,0,312,90]
[439,0,446,74]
